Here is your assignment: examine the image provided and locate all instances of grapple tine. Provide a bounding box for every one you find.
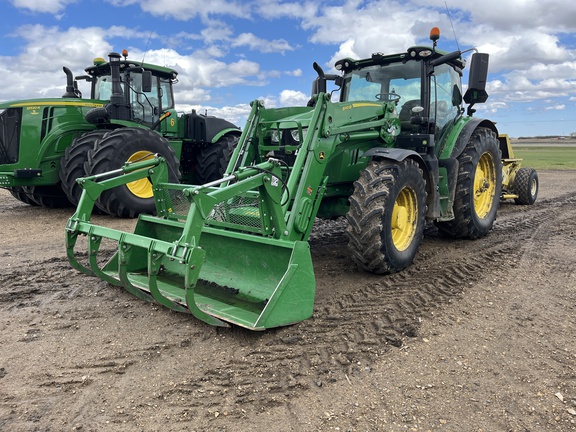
[89,233,122,287]
[146,243,189,313]
[65,230,94,278]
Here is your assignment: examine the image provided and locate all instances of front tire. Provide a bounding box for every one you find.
[436,127,502,239]
[21,184,72,208]
[85,128,180,218]
[59,129,107,206]
[8,186,39,206]
[346,158,426,274]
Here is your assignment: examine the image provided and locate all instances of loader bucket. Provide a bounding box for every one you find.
[66,156,317,330]
[99,217,316,330]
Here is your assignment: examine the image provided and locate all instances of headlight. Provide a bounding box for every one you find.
[288,128,307,144]
[270,128,308,145]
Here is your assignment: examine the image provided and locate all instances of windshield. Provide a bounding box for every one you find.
[93,75,112,100]
[342,61,422,101]
[341,60,422,116]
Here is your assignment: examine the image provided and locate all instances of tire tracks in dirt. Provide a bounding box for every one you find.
[1,190,574,424]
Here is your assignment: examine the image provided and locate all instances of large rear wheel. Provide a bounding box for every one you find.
[85,128,180,218]
[436,127,502,239]
[194,134,239,184]
[59,129,107,206]
[346,158,426,274]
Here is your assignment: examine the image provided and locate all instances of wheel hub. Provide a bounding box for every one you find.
[473,152,496,219]
[391,187,418,251]
[126,151,154,199]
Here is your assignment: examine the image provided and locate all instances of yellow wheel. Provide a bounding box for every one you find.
[391,186,418,251]
[126,151,155,199]
[473,151,497,219]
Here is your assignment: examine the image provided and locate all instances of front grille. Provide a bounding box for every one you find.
[0,108,22,165]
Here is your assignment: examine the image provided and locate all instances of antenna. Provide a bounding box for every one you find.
[141,31,153,64]
[444,1,460,51]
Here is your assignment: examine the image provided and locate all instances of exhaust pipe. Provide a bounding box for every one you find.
[62,67,79,98]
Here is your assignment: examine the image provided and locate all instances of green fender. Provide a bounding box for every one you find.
[211,127,242,144]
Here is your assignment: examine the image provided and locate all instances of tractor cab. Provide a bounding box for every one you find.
[80,50,179,128]
[335,30,467,141]
[311,28,488,147]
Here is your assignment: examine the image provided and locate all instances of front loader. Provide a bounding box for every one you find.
[66,28,538,330]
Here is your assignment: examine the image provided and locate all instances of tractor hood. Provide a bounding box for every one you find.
[0,98,105,110]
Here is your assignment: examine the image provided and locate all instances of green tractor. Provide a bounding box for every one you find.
[0,50,240,217]
[66,28,538,329]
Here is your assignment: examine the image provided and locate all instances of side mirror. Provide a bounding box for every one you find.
[463,53,489,105]
[142,70,153,93]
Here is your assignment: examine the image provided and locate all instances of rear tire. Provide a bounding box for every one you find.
[346,158,426,274]
[195,134,238,184]
[60,130,107,206]
[23,184,72,208]
[436,127,502,239]
[513,167,538,205]
[85,128,180,218]
[8,186,39,206]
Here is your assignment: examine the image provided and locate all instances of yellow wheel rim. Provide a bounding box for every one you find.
[391,186,418,251]
[126,151,154,198]
[530,177,538,197]
[474,152,497,218]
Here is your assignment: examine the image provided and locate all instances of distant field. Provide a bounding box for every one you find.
[510,140,576,170]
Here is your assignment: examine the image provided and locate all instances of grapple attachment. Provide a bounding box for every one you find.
[66,156,316,330]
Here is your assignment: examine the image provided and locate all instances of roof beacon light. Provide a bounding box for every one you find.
[430,27,440,42]
[122,49,128,60]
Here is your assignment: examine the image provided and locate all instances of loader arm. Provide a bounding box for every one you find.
[65,94,399,329]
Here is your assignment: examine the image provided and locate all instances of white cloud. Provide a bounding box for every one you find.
[107,0,249,21]
[279,89,309,106]
[286,69,302,77]
[232,33,296,54]
[11,0,77,14]
[544,104,565,111]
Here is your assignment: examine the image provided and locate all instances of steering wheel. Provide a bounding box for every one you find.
[375,93,401,103]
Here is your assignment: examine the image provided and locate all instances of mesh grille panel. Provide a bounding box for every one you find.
[208,195,261,229]
[162,188,262,231]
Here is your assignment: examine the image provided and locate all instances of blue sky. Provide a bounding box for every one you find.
[2,0,576,137]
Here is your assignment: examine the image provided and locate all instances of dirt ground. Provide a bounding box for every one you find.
[1,170,575,432]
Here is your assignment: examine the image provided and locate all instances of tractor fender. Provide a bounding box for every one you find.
[363,147,439,219]
[363,147,430,180]
[211,127,242,144]
[450,117,498,159]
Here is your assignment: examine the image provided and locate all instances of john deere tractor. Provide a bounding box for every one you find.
[0,50,240,217]
[66,28,538,329]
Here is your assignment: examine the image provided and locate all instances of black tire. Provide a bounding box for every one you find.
[23,184,73,208]
[59,130,107,206]
[436,127,502,239]
[8,186,39,206]
[195,134,239,184]
[85,128,180,218]
[346,158,426,274]
[513,167,538,205]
